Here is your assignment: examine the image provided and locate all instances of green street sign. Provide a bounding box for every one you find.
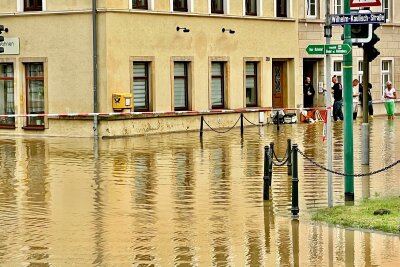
[306,44,352,55]
[306,44,326,55]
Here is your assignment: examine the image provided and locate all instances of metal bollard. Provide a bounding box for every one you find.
[291,144,299,217]
[269,142,274,186]
[276,111,280,131]
[200,115,204,138]
[287,139,292,176]
[240,113,244,136]
[263,145,271,200]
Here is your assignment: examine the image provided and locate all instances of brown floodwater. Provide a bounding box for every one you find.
[0,117,399,266]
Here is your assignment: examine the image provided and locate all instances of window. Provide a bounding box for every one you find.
[24,0,42,11]
[211,62,225,109]
[245,62,258,107]
[25,63,45,129]
[381,60,392,96]
[174,62,189,111]
[131,0,148,9]
[382,0,391,22]
[358,60,363,83]
[276,0,289,17]
[0,64,15,128]
[245,0,257,16]
[306,0,317,18]
[133,62,150,112]
[333,60,343,84]
[334,0,342,15]
[211,0,224,14]
[174,0,188,12]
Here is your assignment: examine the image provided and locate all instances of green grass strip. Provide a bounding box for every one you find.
[312,196,400,234]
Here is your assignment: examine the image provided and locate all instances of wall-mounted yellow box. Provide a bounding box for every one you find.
[112,93,133,110]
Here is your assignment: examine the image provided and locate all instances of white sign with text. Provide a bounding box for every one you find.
[0,38,20,55]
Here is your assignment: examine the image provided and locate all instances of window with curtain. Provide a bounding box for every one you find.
[174,0,188,12]
[334,0,342,15]
[25,63,45,128]
[133,62,150,112]
[0,64,15,127]
[24,0,42,11]
[211,0,224,14]
[132,0,148,9]
[174,62,189,111]
[276,0,289,17]
[333,60,343,84]
[382,0,391,22]
[211,62,225,109]
[246,0,257,16]
[306,0,317,18]
[381,60,392,96]
[245,62,258,107]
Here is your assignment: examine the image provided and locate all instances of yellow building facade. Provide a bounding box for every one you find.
[1,1,398,137]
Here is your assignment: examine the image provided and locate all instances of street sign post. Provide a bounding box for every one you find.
[350,0,381,7]
[306,44,351,55]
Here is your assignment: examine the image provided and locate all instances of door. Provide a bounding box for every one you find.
[272,62,285,108]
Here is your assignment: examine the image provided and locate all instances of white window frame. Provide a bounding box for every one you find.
[208,0,230,14]
[306,0,317,18]
[243,0,263,16]
[381,58,393,97]
[382,0,392,22]
[17,0,47,12]
[274,0,291,18]
[129,0,155,11]
[357,59,363,83]
[170,0,194,12]
[332,59,343,85]
[333,0,342,15]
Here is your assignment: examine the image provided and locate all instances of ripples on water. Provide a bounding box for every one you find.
[0,118,399,266]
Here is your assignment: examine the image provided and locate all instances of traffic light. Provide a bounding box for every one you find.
[351,24,372,46]
[364,24,380,62]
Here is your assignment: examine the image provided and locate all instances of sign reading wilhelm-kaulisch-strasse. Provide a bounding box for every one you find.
[331,12,385,25]
[350,0,381,8]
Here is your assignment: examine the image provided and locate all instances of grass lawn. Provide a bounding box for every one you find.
[312,196,400,234]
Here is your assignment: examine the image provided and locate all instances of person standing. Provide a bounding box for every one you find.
[352,79,360,120]
[303,77,315,108]
[384,81,396,120]
[359,82,374,116]
[331,75,343,121]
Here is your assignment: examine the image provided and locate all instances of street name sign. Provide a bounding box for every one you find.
[350,0,381,7]
[306,44,352,55]
[331,12,385,25]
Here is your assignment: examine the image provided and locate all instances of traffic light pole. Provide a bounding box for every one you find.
[325,0,333,208]
[343,0,354,201]
[362,47,370,165]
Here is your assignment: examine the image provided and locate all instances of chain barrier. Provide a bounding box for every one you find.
[202,115,241,134]
[271,149,290,166]
[242,114,268,127]
[296,148,400,177]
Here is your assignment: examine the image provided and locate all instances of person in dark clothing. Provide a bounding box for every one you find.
[303,77,315,108]
[359,82,374,116]
[331,75,343,121]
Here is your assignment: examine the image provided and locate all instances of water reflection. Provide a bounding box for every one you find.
[0,117,399,266]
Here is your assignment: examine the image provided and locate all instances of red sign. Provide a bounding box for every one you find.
[350,0,381,7]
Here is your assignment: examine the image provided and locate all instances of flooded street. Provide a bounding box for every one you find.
[0,117,399,266]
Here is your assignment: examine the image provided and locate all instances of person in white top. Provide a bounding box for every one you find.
[352,79,361,120]
[384,81,397,120]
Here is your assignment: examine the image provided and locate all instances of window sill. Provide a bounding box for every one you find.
[0,125,16,129]
[22,126,45,130]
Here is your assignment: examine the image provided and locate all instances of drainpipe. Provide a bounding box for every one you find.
[92,0,98,138]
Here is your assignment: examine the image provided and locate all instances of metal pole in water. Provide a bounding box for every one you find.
[291,144,299,217]
[240,113,244,136]
[276,111,280,131]
[269,142,274,186]
[200,115,204,138]
[287,139,292,176]
[263,145,270,200]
